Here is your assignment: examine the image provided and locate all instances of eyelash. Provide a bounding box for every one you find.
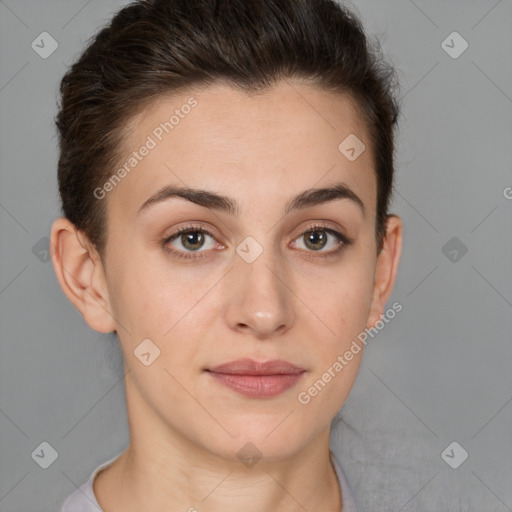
[161,223,352,260]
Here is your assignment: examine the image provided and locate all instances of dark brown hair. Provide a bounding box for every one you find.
[56,0,400,256]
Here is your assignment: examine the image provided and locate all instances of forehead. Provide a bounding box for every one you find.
[107,79,376,220]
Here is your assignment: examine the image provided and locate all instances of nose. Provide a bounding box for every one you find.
[224,244,295,339]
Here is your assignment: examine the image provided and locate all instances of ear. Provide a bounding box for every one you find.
[50,217,116,333]
[367,214,403,328]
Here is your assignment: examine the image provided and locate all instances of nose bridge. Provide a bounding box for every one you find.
[225,233,295,337]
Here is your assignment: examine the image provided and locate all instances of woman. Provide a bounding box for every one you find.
[52,0,402,510]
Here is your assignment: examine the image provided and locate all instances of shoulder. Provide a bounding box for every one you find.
[60,480,100,512]
[330,451,359,512]
[60,452,124,512]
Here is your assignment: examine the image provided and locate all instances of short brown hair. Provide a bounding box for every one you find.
[56,0,400,256]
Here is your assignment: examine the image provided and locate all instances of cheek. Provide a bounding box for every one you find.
[294,260,374,415]
[103,255,166,344]
[298,255,375,344]
[113,276,186,340]
[336,268,374,334]
[106,255,218,368]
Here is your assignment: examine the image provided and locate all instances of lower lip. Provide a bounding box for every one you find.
[207,371,305,398]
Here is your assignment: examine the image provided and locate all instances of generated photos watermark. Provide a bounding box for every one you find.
[93,97,198,200]
[297,301,403,405]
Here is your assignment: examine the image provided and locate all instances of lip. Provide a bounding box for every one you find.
[206,358,306,398]
[208,358,305,375]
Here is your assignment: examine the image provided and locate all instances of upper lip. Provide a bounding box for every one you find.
[207,358,305,376]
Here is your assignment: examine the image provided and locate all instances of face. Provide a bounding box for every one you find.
[56,79,401,463]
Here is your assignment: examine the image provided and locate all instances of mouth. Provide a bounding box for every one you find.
[205,359,306,398]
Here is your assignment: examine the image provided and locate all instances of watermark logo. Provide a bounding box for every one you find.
[237,442,263,468]
[236,236,264,264]
[441,441,468,469]
[31,441,58,469]
[442,236,468,263]
[31,32,58,59]
[134,338,161,366]
[441,31,468,59]
[32,237,53,263]
[338,134,366,162]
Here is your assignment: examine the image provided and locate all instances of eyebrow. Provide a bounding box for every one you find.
[137,181,365,217]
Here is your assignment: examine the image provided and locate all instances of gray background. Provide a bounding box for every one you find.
[0,0,511,510]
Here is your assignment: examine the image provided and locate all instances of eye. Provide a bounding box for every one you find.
[162,225,220,259]
[162,223,351,261]
[291,224,349,256]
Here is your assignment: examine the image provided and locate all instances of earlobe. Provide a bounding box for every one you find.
[367,214,403,328]
[50,217,116,333]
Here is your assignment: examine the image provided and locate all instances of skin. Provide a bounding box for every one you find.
[51,79,402,511]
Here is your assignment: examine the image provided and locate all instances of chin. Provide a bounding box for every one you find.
[210,423,311,462]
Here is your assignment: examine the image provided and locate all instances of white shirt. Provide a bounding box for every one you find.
[61,450,358,511]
